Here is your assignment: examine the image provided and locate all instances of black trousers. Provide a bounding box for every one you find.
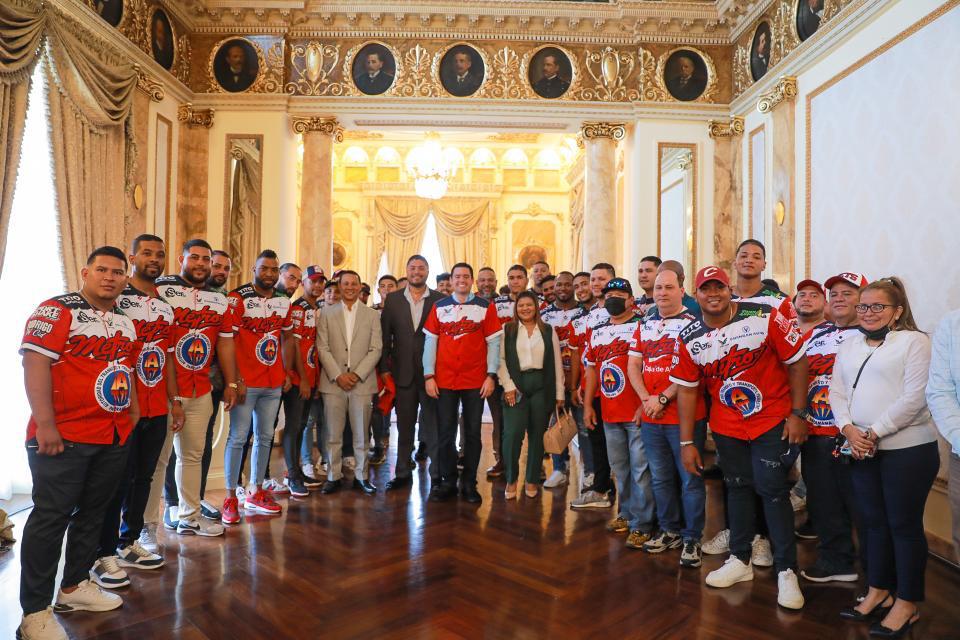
[585,396,612,494]
[21,438,129,615]
[165,388,221,506]
[280,387,312,481]
[802,434,864,572]
[488,384,504,461]
[437,388,484,489]
[369,398,390,449]
[394,380,439,480]
[99,415,168,554]
[850,441,939,601]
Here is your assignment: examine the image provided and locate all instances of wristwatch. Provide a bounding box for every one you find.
[791,408,810,420]
[657,393,669,406]
[171,396,184,405]
[228,382,239,389]
[680,440,695,447]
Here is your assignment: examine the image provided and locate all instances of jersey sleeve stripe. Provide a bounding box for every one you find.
[669,374,699,387]
[20,343,61,360]
[485,328,504,342]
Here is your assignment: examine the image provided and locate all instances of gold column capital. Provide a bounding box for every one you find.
[580,122,626,141]
[177,102,214,128]
[757,76,798,114]
[291,116,343,142]
[707,116,745,139]
[134,65,164,102]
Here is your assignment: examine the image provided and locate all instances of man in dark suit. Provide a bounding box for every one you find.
[379,255,445,490]
[354,51,395,95]
[666,55,707,101]
[215,43,256,93]
[532,54,570,99]
[443,51,483,97]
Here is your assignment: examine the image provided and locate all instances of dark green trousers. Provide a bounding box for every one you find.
[501,369,551,484]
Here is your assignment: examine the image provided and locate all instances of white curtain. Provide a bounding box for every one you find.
[373,197,431,277]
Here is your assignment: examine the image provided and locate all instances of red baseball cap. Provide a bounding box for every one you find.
[795,279,825,295]
[824,272,868,290]
[305,265,326,281]
[695,266,730,289]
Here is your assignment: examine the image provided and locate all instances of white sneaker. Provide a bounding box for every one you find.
[301,463,314,478]
[89,556,129,589]
[137,523,159,554]
[543,470,568,488]
[569,490,611,509]
[54,579,123,612]
[235,486,247,501]
[116,542,164,570]
[701,529,730,555]
[17,607,67,640]
[177,517,225,537]
[777,569,805,609]
[343,456,357,471]
[262,477,289,494]
[705,556,754,588]
[581,473,595,492]
[751,535,774,567]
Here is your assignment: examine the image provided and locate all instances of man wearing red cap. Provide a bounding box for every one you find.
[672,265,809,610]
[798,272,869,584]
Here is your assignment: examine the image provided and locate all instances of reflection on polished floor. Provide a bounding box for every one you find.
[1,423,959,640]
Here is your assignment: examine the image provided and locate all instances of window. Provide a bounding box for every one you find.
[0,67,64,498]
[420,212,444,289]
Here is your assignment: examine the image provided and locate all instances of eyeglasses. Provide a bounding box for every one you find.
[855,303,897,314]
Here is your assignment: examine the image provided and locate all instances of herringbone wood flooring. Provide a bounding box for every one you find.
[2,423,958,639]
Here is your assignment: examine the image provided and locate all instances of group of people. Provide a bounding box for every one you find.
[15,234,960,640]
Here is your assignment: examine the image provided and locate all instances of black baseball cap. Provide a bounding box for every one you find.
[602,277,633,296]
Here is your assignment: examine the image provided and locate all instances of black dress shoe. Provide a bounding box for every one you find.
[320,479,341,494]
[429,484,454,502]
[386,476,412,491]
[414,443,428,462]
[869,612,919,638]
[461,486,482,504]
[354,479,378,495]
[840,597,894,622]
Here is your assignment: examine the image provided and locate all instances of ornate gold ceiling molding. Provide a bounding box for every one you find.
[177,102,215,128]
[707,115,745,138]
[290,116,344,141]
[756,75,797,113]
[510,202,561,218]
[580,122,626,141]
[134,65,165,102]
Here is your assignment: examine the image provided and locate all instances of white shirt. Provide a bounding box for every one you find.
[829,330,938,450]
[497,324,565,401]
[342,300,358,356]
[404,286,428,329]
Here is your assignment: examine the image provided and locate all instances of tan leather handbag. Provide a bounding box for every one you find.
[543,407,578,454]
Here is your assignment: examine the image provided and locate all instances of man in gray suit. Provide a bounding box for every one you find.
[317,270,383,495]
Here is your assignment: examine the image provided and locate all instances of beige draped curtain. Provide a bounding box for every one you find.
[226,139,262,288]
[44,4,137,289]
[374,198,431,277]
[433,198,490,272]
[0,0,44,278]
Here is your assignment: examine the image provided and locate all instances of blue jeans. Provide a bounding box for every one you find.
[641,419,707,541]
[225,386,282,490]
[301,395,328,466]
[603,421,655,532]
[571,403,594,476]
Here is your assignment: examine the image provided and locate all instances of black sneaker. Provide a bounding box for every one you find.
[302,473,323,488]
[287,477,309,498]
[642,530,683,554]
[680,540,702,568]
[801,562,858,583]
[795,520,818,540]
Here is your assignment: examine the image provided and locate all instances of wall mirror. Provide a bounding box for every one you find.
[657,143,696,279]
[223,135,263,289]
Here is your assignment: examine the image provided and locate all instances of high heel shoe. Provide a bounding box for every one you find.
[869,610,919,638]
[524,484,538,498]
[840,597,894,622]
[505,484,518,500]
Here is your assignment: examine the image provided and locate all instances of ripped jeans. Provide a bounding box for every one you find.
[713,422,799,573]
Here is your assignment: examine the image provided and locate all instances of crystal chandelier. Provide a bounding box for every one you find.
[405,134,457,200]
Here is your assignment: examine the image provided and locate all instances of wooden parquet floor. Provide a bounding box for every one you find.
[2,423,959,639]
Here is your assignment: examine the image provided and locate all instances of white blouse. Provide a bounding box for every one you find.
[497,324,565,401]
[829,329,938,450]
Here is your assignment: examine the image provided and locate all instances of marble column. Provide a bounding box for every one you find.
[580,122,624,272]
[758,77,797,291]
[292,116,341,273]
[176,103,214,245]
[708,116,745,272]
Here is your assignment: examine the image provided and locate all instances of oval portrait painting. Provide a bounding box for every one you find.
[440,45,485,97]
[94,0,123,27]
[150,9,175,71]
[213,38,259,93]
[751,22,772,81]
[664,50,709,102]
[528,47,573,100]
[352,43,397,96]
[796,0,825,42]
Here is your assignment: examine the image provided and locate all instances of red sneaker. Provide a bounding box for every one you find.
[222,497,240,525]
[244,489,282,515]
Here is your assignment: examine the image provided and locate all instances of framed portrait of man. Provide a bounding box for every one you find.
[528,47,573,100]
[213,38,260,93]
[796,0,825,42]
[751,22,773,81]
[663,50,709,102]
[439,44,485,97]
[94,0,123,27]
[150,9,175,71]
[352,43,397,96]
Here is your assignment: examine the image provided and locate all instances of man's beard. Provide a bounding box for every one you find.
[255,276,276,291]
[207,274,227,288]
[140,265,162,282]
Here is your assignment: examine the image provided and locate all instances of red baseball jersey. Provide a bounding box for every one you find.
[571,302,610,394]
[117,285,174,418]
[20,293,139,444]
[670,300,806,440]
[735,286,798,321]
[227,284,294,389]
[289,296,319,388]
[541,302,587,373]
[584,315,643,423]
[493,294,516,328]
[804,321,860,436]
[629,308,707,425]
[423,295,502,390]
[157,275,233,398]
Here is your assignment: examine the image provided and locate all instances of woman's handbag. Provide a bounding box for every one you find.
[543,407,578,454]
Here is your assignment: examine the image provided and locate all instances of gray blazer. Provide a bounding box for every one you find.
[317,301,383,395]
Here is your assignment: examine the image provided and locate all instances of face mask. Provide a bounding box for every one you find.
[604,297,627,316]
[859,325,890,341]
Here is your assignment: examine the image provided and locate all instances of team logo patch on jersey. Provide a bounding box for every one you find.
[719,380,763,418]
[807,375,834,426]
[599,363,626,398]
[176,332,211,371]
[306,344,317,368]
[95,365,133,412]
[137,346,165,387]
[256,334,280,365]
